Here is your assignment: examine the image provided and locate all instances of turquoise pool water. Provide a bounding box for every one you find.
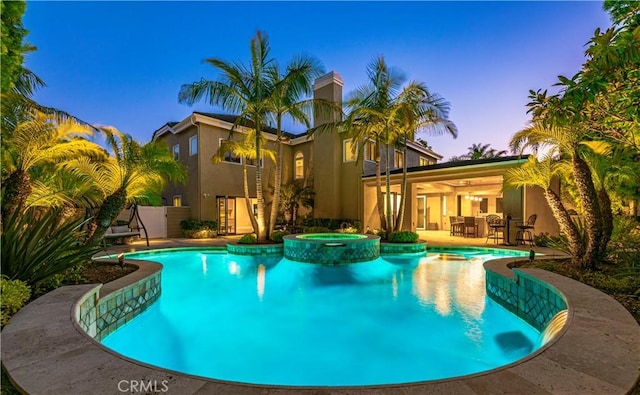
[102,248,540,386]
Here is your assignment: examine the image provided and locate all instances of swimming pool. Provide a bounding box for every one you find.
[101,248,540,386]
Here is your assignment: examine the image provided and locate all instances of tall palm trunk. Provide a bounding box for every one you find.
[375,145,386,231]
[2,169,31,219]
[268,116,283,238]
[384,128,393,235]
[254,117,267,242]
[86,187,127,244]
[597,188,613,261]
[243,162,259,234]
[395,135,408,231]
[543,188,584,267]
[572,153,602,268]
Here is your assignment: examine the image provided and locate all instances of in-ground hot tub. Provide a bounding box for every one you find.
[283,233,380,264]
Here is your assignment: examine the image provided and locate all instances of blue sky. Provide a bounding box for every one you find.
[24,1,611,160]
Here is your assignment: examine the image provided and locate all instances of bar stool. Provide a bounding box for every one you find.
[463,216,478,238]
[449,216,463,236]
[485,214,505,244]
[515,214,537,246]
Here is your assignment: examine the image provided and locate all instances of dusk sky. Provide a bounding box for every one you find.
[24,1,611,160]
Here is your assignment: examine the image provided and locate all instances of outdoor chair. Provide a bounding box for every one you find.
[515,214,537,246]
[485,214,505,244]
[463,216,479,238]
[449,216,463,236]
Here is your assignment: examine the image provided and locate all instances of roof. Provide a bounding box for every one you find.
[365,155,530,178]
[193,112,303,139]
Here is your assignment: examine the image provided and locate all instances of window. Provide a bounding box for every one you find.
[365,141,377,161]
[245,156,263,167]
[172,144,180,161]
[419,156,433,166]
[219,139,241,163]
[295,152,304,179]
[189,136,198,156]
[343,139,356,162]
[173,195,182,207]
[394,150,404,168]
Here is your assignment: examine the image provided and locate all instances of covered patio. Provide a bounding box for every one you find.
[362,156,559,243]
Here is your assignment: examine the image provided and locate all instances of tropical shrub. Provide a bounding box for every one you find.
[33,262,88,297]
[238,233,257,244]
[1,207,101,286]
[533,232,567,248]
[0,277,31,326]
[387,231,419,243]
[303,226,330,233]
[181,219,218,239]
[270,230,289,243]
[608,216,640,274]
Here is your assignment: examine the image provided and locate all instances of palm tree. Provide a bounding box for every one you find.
[343,56,407,234]
[393,84,458,231]
[265,56,327,237]
[466,143,508,159]
[280,179,314,227]
[179,31,278,242]
[506,154,585,266]
[65,127,186,244]
[510,122,608,268]
[1,111,103,218]
[213,129,275,235]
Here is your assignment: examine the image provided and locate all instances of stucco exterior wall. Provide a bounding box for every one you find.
[525,182,560,236]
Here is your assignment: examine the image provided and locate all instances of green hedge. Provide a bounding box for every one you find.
[387,231,419,243]
[238,234,257,244]
[270,230,290,243]
[1,277,31,326]
[181,219,218,238]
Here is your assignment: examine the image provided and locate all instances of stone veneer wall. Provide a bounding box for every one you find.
[283,234,380,264]
[227,243,284,256]
[76,270,161,341]
[380,241,427,254]
[486,267,567,331]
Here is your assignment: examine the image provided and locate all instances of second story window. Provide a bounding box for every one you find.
[365,141,377,161]
[295,152,304,179]
[245,154,263,167]
[172,144,180,161]
[419,156,432,166]
[189,136,198,156]
[343,139,356,162]
[394,150,404,168]
[173,195,182,207]
[219,139,241,164]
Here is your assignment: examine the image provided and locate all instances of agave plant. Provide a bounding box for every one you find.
[1,207,101,287]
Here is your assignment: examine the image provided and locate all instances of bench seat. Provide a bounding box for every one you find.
[102,225,143,247]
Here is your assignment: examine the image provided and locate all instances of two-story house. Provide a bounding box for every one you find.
[153,71,441,235]
[154,71,559,239]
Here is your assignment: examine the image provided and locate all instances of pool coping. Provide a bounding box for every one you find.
[2,250,639,394]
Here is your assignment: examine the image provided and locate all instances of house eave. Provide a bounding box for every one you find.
[362,155,530,184]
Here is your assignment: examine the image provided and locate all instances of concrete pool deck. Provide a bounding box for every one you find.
[2,240,639,394]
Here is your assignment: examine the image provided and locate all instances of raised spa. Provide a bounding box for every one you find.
[283,233,380,264]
